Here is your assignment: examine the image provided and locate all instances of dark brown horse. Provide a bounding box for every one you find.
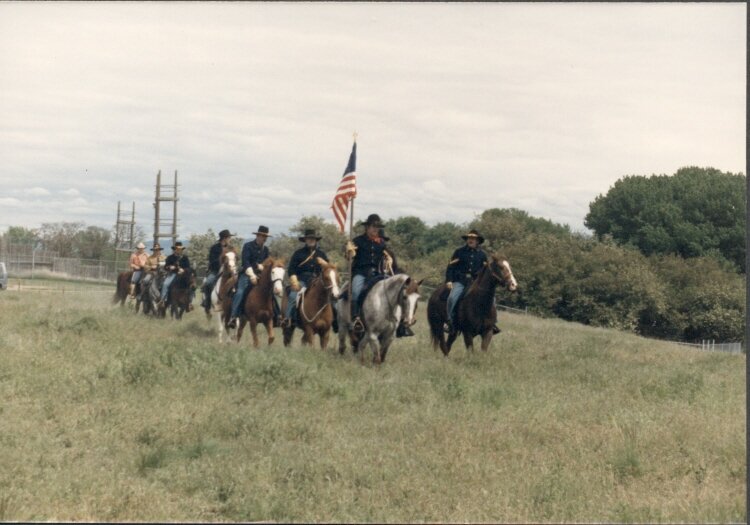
[167,268,195,320]
[113,271,132,307]
[237,257,286,347]
[282,258,340,350]
[210,249,239,343]
[427,253,517,355]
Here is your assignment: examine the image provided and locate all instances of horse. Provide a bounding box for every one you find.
[210,249,239,343]
[338,273,422,364]
[237,257,285,347]
[282,258,340,351]
[167,267,196,320]
[427,253,517,356]
[113,271,132,307]
[203,245,238,320]
[139,269,165,317]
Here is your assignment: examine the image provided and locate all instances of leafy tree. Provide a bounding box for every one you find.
[422,221,465,254]
[267,215,348,268]
[73,226,111,260]
[4,226,40,245]
[383,216,429,259]
[38,222,85,257]
[585,167,746,271]
[469,208,572,250]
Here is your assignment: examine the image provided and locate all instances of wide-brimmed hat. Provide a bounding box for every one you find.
[136,242,146,249]
[152,243,162,252]
[298,228,322,242]
[254,225,272,237]
[171,241,184,250]
[378,228,390,242]
[362,214,384,228]
[461,229,485,244]
[218,229,235,240]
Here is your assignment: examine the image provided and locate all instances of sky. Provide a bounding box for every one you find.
[0,2,745,240]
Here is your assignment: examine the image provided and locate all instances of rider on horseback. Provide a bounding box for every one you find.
[228,225,273,329]
[282,228,329,329]
[127,242,148,302]
[345,214,413,337]
[159,241,192,310]
[146,243,165,272]
[201,229,234,310]
[444,229,500,335]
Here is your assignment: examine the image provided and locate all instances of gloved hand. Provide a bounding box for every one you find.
[290,275,301,292]
[345,241,357,259]
[446,282,453,290]
[245,267,258,285]
[256,263,264,272]
[178,268,184,275]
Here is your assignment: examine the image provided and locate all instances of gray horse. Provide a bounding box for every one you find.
[337,274,421,364]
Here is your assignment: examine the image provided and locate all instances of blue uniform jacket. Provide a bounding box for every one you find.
[241,240,270,274]
[351,233,387,277]
[445,245,487,284]
[165,253,191,274]
[288,245,329,283]
[207,242,224,274]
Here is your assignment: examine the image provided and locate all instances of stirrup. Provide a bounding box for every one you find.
[352,317,365,333]
[492,325,501,335]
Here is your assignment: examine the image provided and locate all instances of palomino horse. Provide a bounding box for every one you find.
[210,249,239,343]
[166,268,195,320]
[282,258,340,350]
[338,274,422,364]
[237,257,285,347]
[427,253,517,356]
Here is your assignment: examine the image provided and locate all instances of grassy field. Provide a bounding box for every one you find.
[0,287,745,522]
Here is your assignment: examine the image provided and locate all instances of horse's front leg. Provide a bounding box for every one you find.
[236,317,247,344]
[265,318,275,346]
[463,331,474,352]
[249,319,260,348]
[302,324,315,347]
[319,327,330,351]
[481,330,493,352]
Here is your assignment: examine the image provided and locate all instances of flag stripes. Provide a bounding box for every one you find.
[331,142,357,233]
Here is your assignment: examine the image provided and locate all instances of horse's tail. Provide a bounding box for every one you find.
[427,285,448,351]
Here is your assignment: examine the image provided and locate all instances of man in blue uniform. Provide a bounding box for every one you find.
[283,229,329,328]
[201,229,234,310]
[159,241,192,308]
[445,229,500,334]
[345,214,413,337]
[228,226,271,328]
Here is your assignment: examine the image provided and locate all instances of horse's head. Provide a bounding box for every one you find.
[316,257,341,299]
[270,258,286,297]
[400,276,424,327]
[488,254,517,292]
[222,250,238,275]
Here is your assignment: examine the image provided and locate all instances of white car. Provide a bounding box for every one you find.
[0,262,6,290]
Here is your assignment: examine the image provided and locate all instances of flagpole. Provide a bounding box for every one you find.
[348,132,357,323]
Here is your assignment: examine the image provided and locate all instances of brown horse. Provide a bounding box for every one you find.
[211,249,239,343]
[282,258,340,350]
[237,257,286,347]
[167,268,195,320]
[427,253,517,355]
[113,271,132,307]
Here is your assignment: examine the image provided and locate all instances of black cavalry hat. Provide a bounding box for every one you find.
[254,225,272,237]
[171,241,184,250]
[362,213,384,228]
[461,229,485,244]
[152,243,162,251]
[298,229,322,242]
[218,229,235,240]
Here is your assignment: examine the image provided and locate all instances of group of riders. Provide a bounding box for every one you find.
[125,212,501,335]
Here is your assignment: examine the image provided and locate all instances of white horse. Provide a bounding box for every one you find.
[210,250,238,343]
[338,273,422,364]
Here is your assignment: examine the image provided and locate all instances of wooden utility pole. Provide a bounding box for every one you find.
[114,201,136,270]
[153,170,179,249]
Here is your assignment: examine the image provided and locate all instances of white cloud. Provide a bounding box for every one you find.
[60,188,80,196]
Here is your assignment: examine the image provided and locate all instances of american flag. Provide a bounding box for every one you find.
[331,141,357,233]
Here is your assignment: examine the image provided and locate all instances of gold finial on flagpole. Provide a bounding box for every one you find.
[353,131,358,143]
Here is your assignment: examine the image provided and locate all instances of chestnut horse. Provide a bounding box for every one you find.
[427,253,517,355]
[210,249,239,343]
[282,258,341,350]
[237,257,285,347]
[113,271,131,307]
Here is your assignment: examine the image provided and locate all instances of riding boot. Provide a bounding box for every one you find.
[492,324,501,335]
[331,314,339,333]
[128,283,136,301]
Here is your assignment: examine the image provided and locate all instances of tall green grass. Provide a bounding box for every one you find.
[0,290,745,522]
